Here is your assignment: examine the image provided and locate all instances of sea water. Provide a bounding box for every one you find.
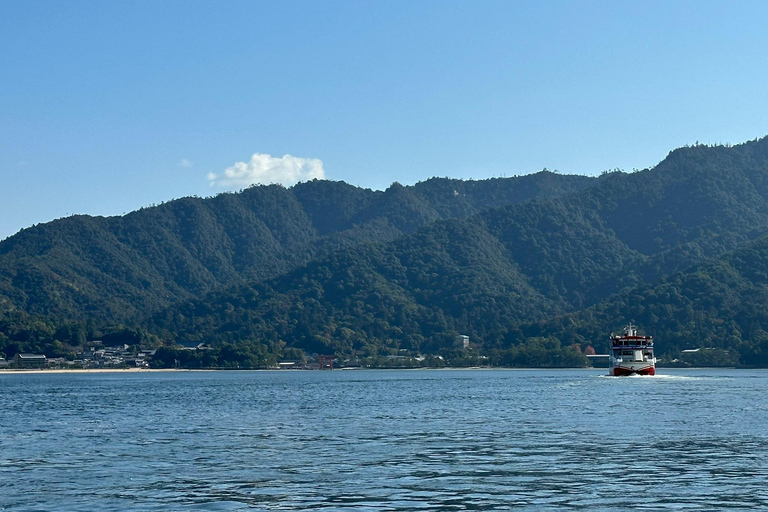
[1,368,767,511]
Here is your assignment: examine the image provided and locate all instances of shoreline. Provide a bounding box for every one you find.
[0,368,185,374]
[0,366,755,375]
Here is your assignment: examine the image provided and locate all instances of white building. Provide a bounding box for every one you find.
[455,335,470,348]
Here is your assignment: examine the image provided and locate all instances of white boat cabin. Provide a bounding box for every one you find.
[610,323,654,363]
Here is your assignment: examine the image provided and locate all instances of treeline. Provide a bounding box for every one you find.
[522,233,768,366]
[149,337,589,369]
[151,340,279,369]
[0,311,160,360]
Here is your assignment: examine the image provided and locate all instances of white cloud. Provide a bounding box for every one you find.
[177,158,193,168]
[207,153,325,188]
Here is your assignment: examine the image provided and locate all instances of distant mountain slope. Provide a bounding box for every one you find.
[0,172,595,320]
[149,137,768,357]
[522,232,768,365]
[148,218,566,355]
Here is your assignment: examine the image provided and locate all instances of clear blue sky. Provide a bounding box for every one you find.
[2,0,768,241]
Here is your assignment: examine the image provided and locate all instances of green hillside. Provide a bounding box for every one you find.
[0,172,593,321]
[4,137,768,367]
[145,138,768,365]
[520,231,768,366]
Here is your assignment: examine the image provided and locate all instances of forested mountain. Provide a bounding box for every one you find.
[146,138,768,363]
[0,172,593,321]
[522,232,768,365]
[5,136,768,367]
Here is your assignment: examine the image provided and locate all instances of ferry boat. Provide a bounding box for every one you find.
[609,323,655,376]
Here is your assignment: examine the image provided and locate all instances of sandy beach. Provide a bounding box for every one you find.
[0,368,184,374]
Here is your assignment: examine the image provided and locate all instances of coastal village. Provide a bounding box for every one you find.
[0,347,433,371]
[0,350,359,371]
[0,334,477,371]
[0,341,154,370]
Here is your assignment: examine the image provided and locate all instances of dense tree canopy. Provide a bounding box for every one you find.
[0,172,594,321]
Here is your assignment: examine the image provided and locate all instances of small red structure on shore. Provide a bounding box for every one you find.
[317,355,335,370]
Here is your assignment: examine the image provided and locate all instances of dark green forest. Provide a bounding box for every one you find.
[4,137,768,368]
[0,172,592,320]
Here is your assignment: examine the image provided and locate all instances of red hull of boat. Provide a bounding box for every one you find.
[611,366,655,376]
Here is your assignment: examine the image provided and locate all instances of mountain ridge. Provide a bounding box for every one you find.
[5,137,768,366]
[0,172,595,321]
[144,137,768,364]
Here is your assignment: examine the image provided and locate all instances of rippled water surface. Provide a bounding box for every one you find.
[2,368,768,511]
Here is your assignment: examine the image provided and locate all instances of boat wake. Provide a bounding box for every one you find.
[597,373,700,380]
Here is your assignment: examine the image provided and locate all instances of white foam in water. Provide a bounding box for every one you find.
[600,371,734,382]
[596,373,699,380]
[652,373,697,380]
